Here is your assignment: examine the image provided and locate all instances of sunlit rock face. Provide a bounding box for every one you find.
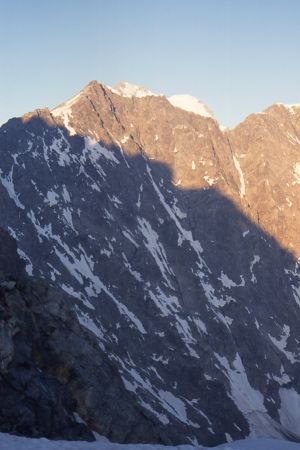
[1,81,300,446]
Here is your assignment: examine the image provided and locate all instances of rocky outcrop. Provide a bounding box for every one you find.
[0,231,168,443]
[1,82,300,446]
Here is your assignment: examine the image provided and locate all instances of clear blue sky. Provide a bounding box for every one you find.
[1,0,300,127]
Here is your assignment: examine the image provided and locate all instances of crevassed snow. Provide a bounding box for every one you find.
[168,95,214,118]
[0,433,299,450]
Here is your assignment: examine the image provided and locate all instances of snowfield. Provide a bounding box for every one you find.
[0,434,300,450]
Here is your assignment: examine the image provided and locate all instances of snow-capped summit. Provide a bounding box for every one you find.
[51,80,215,127]
[167,94,214,118]
[110,81,159,98]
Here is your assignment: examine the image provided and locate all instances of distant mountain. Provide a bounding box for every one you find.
[1,81,300,446]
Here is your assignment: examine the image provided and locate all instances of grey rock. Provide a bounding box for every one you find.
[0,81,300,445]
[0,281,16,290]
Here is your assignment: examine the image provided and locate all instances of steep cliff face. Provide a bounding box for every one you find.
[0,230,91,440]
[226,103,300,255]
[0,230,166,444]
[1,81,300,446]
[51,81,300,255]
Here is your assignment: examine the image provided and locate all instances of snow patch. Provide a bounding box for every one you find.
[138,217,174,288]
[293,163,300,184]
[110,81,159,98]
[84,137,120,165]
[168,95,214,118]
[0,167,25,209]
[45,190,59,207]
[287,132,300,146]
[215,353,280,437]
[148,287,180,317]
[233,155,246,198]
[279,387,300,438]
[203,175,216,186]
[17,248,33,275]
[219,272,245,289]
[268,325,298,363]
[51,92,82,135]
[250,255,260,283]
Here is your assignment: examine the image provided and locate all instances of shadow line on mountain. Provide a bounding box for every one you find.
[2,113,297,274]
[2,115,300,444]
[1,114,299,324]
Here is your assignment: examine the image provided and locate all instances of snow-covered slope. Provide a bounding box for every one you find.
[51,92,84,135]
[167,94,214,118]
[0,434,299,450]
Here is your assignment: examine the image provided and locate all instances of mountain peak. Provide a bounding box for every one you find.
[50,80,215,130]
[3,77,300,445]
[108,81,159,98]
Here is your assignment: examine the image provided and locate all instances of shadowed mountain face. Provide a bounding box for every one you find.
[1,82,300,446]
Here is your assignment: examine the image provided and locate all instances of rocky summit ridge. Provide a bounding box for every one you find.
[1,80,300,446]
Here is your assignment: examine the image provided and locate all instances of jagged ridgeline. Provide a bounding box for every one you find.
[1,81,300,446]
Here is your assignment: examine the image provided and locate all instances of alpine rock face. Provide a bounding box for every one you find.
[1,81,300,446]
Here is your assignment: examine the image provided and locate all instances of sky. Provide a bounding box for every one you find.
[1,0,300,127]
